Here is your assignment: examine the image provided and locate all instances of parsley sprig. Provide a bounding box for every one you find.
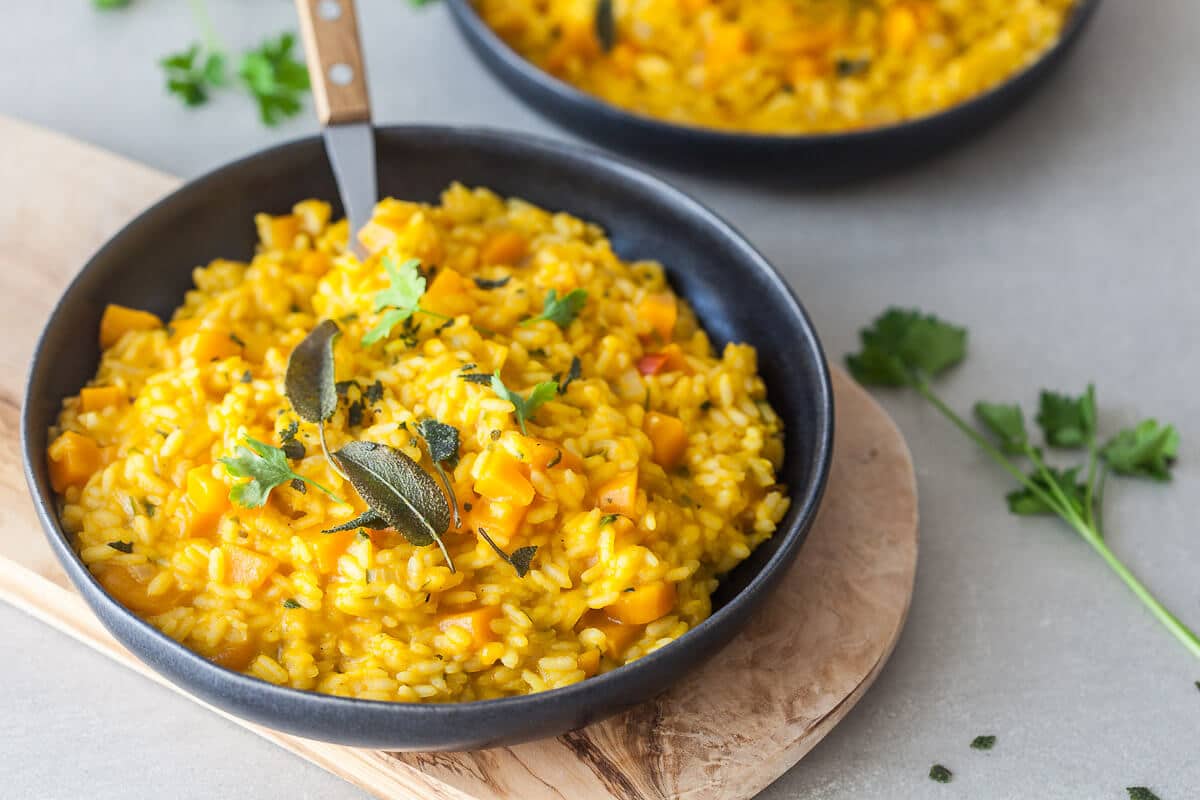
[220,435,344,508]
[521,288,587,328]
[362,257,451,345]
[848,308,1198,661]
[490,372,557,434]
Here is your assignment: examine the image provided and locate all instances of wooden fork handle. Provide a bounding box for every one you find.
[294,0,371,125]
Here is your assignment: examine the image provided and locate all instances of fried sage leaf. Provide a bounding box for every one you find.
[416,418,462,527]
[285,320,340,423]
[477,527,538,577]
[333,440,454,571]
[321,509,386,534]
[595,0,616,52]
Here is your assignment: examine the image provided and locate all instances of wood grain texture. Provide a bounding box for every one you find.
[295,0,371,124]
[0,115,918,800]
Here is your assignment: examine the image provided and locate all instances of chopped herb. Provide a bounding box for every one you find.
[559,356,582,395]
[365,379,384,404]
[155,428,170,438]
[240,369,253,383]
[460,363,477,371]
[339,312,358,323]
[835,57,871,77]
[416,418,463,528]
[928,764,952,783]
[459,372,494,385]
[228,332,246,347]
[107,541,135,554]
[599,513,620,527]
[281,439,306,460]
[435,318,455,334]
[335,380,357,397]
[290,303,301,313]
[546,450,563,469]
[238,32,310,126]
[143,501,157,518]
[1127,790,1162,800]
[426,592,432,603]
[476,527,538,577]
[595,0,616,52]
[490,429,502,441]
[283,598,301,609]
[161,43,226,108]
[491,372,558,434]
[362,257,450,345]
[700,400,712,411]
[847,307,1199,660]
[522,288,587,328]
[970,735,996,751]
[623,587,635,593]
[290,477,307,494]
[528,347,549,359]
[473,275,511,289]
[358,530,370,540]
[679,494,696,508]
[463,502,473,512]
[347,399,365,428]
[220,435,344,508]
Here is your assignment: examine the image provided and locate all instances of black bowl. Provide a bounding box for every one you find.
[22,126,833,750]
[447,0,1102,175]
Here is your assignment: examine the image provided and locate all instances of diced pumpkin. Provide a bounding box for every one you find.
[293,199,331,235]
[468,499,528,545]
[705,24,749,73]
[225,544,279,590]
[637,293,677,342]
[209,635,259,671]
[474,448,536,506]
[181,329,242,363]
[884,5,920,52]
[510,435,585,472]
[480,231,529,266]
[596,470,638,516]
[636,343,690,376]
[168,317,202,343]
[644,412,688,469]
[95,563,189,616]
[187,465,229,514]
[311,529,356,574]
[437,606,502,649]
[48,430,103,493]
[788,55,822,85]
[422,267,474,317]
[255,213,300,250]
[357,219,400,253]
[99,304,162,349]
[299,251,331,276]
[79,386,126,413]
[606,582,677,625]
[578,648,601,677]
[577,609,643,657]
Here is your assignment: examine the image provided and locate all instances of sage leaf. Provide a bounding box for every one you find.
[333,441,454,571]
[595,0,616,52]
[285,320,340,423]
[477,527,538,578]
[321,509,386,534]
[416,418,462,528]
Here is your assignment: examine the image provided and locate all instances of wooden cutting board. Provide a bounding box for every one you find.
[0,115,919,800]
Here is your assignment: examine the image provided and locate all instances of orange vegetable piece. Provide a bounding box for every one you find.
[480,231,529,266]
[474,448,536,506]
[468,499,528,545]
[311,529,356,574]
[705,24,749,73]
[644,412,688,469]
[255,213,300,250]
[513,435,585,472]
[637,293,677,342]
[884,5,920,52]
[209,635,259,671]
[606,582,677,625]
[225,545,278,590]
[99,304,162,349]
[422,267,474,317]
[596,470,638,516]
[181,329,242,363]
[186,465,229,514]
[437,606,502,649]
[168,317,202,343]
[95,563,189,616]
[48,430,103,493]
[578,648,601,677]
[636,343,689,376]
[577,609,643,657]
[79,386,126,413]
[300,251,331,276]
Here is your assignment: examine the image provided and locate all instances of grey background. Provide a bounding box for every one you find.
[2,1,1197,798]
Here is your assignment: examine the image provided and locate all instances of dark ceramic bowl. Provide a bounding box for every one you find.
[22,126,833,750]
[447,0,1102,174]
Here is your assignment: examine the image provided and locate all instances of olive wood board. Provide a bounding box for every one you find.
[0,115,919,800]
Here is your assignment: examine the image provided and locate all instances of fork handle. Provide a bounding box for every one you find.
[294,0,371,125]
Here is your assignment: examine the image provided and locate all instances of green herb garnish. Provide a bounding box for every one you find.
[594,0,616,52]
[1127,789,1162,800]
[491,371,558,434]
[284,320,343,476]
[363,257,450,345]
[476,527,538,577]
[599,513,620,527]
[107,541,134,554]
[416,418,462,527]
[365,379,384,404]
[238,32,310,126]
[324,441,455,572]
[220,435,344,508]
[279,420,306,461]
[928,765,952,783]
[970,735,996,751]
[94,0,132,8]
[473,275,511,289]
[847,308,1199,660]
[161,43,226,107]
[459,372,494,385]
[282,598,301,609]
[559,355,582,395]
[142,501,157,518]
[521,288,587,328]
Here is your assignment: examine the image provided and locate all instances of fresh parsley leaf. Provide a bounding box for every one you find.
[846,308,967,386]
[161,43,226,107]
[491,372,558,434]
[970,735,996,750]
[362,257,447,345]
[1036,385,1096,448]
[94,0,132,9]
[220,435,343,508]
[1102,420,1180,481]
[1127,789,1162,800]
[928,764,952,783]
[1006,467,1087,517]
[974,402,1028,454]
[237,32,310,126]
[522,288,587,328]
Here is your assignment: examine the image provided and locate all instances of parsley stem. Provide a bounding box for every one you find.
[1025,446,1088,529]
[417,307,451,321]
[1082,434,1100,530]
[297,473,346,504]
[187,0,221,52]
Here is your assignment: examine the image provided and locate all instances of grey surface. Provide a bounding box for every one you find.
[1,1,1197,798]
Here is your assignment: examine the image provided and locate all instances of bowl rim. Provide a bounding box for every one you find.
[445,0,1103,147]
[21,123,834,725]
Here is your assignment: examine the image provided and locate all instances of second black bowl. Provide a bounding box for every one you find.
[447,0,1102,175]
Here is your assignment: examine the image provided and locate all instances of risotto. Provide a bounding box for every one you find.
[476,0,1077,134]
[46,185,788,702]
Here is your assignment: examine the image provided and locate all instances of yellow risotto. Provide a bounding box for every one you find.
[47,185,788,702]
[477,0,1077,134]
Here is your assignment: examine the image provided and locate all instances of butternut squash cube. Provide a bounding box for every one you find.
[79,386,126,413]
[224,545,278,589]
[596,470,638,517]
[480,231,528,266]
[644,412,688,469]
[437,606,501,649]
[48,430,103,492]
[186,466,229,514]
[99,304,162,349]
[637,293,677,342]
[606,581,677,625]
[474,449,536,506]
